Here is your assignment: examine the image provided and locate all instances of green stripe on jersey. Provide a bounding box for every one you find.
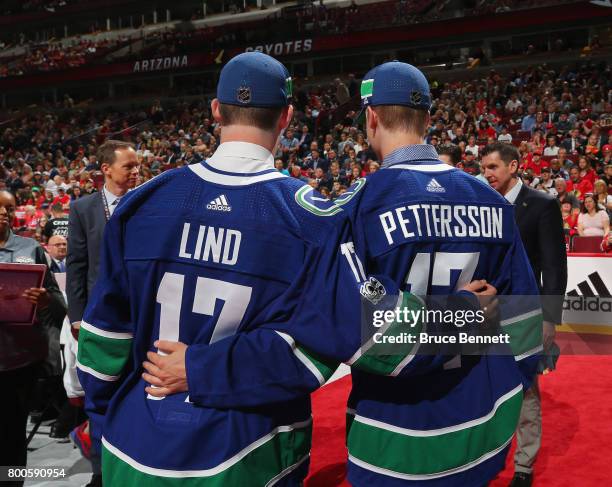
[102,423,312,486]
[346,386,522,476]
[296,346,338,383]
[502,310,543,357]
[351,292,424,376]
[78,326,132,377]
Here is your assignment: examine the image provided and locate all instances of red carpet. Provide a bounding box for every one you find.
[306,356,612,486]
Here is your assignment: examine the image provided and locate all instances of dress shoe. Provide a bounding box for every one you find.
[509,472,533,487]
[85,473,102,487]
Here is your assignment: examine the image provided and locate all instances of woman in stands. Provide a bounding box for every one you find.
[577,194,610,237]
[531,129,545,152]
[594,179,612,212]
[35,214,48,242]
[577,156,597,186]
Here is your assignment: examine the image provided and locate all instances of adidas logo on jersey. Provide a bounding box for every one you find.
[426,178,446,193]
[207,195,232,211]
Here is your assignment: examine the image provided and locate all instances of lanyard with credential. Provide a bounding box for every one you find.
[100,189,112,222]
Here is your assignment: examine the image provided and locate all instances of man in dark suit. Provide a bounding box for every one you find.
[482,143,567,487]
[560,128,585,155]
[66,140,139,487]
[47,235,67,273]
[303,148,329,174]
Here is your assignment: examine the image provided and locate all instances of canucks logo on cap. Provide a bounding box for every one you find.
[237,86,251,104]
[411,90,423,105]
[360,79,374,105]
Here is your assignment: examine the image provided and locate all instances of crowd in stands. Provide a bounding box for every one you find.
[1,0,597,78]
[1,61,611,250]
[1,0,72,16]
[0,37,126,77]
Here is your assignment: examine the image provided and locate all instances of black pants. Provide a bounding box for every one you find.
[0,364,38,486]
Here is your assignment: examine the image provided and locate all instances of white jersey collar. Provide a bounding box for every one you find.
[206,141,275,174]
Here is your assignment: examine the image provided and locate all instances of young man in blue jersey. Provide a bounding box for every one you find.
[77,52,496,486]
[334,62,542,486]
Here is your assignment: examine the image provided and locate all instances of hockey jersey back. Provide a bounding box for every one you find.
[76,143,404,486]
[341,149,543,487]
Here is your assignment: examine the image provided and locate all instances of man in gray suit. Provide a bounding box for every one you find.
[66,139,139,487]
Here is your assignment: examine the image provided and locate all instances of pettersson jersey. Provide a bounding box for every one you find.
[76,143,415,486]
[341,145,542,487]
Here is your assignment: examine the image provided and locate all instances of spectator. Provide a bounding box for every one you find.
[561,201,579,236]
[521,105,537,132]
[274,159,289,176]
[334,78,350,105]
[462,151,479,176]
[304,148,329,173]
[567,165,594,200]
[556,147,572,172]
[543,136,560,157]
[593,179,612,212]
[47,234,68,273]
[601,163,612,191]
[290,164,308,182]
[549,158,569,181]
[577,156,597,186]
[555,178,581,210]
[466,135,479,158]
[533,167,557,197]
[279,128,300,158]
[585,133,601,157]
[52,187,71,210]
[437,144,462,166]
[526,151,549,176]
[577,194,610,237]
[561,128,585,155]
[498,126,513,143]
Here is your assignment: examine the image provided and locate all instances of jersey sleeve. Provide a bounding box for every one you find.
[76,214,133,444]
[185,215,478,409]
[490,225,543,389]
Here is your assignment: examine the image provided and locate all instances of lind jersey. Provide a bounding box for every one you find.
[76,143,410,486]
[340,146,543,487]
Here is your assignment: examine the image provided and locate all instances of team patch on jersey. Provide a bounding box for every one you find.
[426,178,446,193]
[360,277,386,305]
[335,178,366,207]
[295,186,343,216]
[207,195,232,212]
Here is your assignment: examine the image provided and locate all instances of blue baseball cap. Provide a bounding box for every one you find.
[360,61,432,111]
[217,52,292,108]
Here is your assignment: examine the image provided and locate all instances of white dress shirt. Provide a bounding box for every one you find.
[504,178,523,204]
[103,185,123,216]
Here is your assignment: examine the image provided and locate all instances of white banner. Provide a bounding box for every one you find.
[562,255,612,328]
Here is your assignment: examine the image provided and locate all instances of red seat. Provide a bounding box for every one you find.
[571,236,604,253]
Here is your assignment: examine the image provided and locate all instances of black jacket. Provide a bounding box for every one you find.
[66,192,106,323]
[514,184,568,324]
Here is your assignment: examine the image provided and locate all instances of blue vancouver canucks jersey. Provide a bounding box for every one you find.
[340,145,542,487]
[76,142,417,486]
